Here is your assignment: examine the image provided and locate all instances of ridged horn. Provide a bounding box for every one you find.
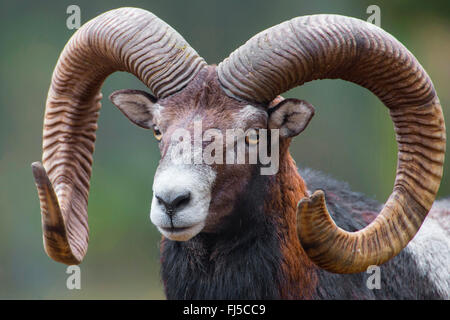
[32,7,206,264]
[218,15,446,273]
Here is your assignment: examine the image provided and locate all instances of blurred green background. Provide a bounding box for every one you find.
[0,0,448,299]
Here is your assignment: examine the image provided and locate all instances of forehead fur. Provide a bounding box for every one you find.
[157,65,265,127]
[237,105,267,124]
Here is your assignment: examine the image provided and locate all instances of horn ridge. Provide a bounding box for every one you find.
[218,14,446,273]
[33,7,206,264]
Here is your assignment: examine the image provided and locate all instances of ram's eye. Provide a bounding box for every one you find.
[245,130,259,145]
[153,128,162,141]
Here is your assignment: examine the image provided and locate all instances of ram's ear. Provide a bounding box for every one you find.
[109,89,158,129]
[268,98,315,138]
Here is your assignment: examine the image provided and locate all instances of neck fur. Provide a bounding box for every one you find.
[160,139,317,299]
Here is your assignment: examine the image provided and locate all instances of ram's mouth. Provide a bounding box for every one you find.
[160,226,192,233]
[158,222,205,241]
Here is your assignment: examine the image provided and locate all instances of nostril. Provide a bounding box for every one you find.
[155,191,191,216]
[171,191,191,209]
[156,195,165,206]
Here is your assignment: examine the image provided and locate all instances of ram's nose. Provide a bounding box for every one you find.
[155,191,191,217]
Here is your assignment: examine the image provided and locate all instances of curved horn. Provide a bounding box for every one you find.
[32,7,206,264]
[218,15,446,273]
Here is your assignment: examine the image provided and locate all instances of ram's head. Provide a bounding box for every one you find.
[33,8,445,274]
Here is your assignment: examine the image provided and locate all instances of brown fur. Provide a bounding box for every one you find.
[157,66,268,230]
[154,65,318,298]
[264,138,318,299]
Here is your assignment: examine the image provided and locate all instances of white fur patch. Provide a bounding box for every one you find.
[236,105,267,124]
[406,201,450,298]
[428,199,450,235]
[150,156,216,241]
[151,103,163,123]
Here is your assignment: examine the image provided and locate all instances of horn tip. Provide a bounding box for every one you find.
[31,161,48,185]
[31,161,43,170]
[297,189,326,208]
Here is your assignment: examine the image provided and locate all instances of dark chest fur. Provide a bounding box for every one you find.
[160,170,287,299]
[160,166,445,299]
